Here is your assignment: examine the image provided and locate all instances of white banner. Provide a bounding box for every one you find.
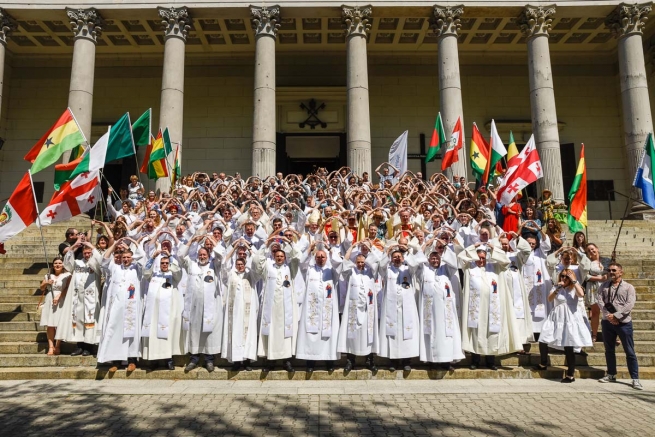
[388,130,408,176]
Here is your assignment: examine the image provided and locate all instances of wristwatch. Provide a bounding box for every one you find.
[571,280,578,285]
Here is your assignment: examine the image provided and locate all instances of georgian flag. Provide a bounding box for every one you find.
[496,135,543,205]
[0,172,39,252]
[39,169,101,226]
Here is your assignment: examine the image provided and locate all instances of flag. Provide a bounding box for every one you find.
[140,138,153,176]
[162,127,173,156]
[567,144,588,232]
[470,123,490,182]
[0,172,39,248]
[484,119,507,184]
[171,144,181,188]
[142,129,169,180]
[70,144,86,160]
[426,113,446,163]
[389,130,408,176]
[105,113,136,163]
[633,133,655,209]
[53,155,84,190]
[39,170,101,226]
[441,116,463,172]
[23,108,86,174]
[496,135,543,205]
[132,109,151,148]
[68,129,110,180]
[506,131,520,168]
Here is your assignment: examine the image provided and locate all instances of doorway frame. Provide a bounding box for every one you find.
[276,132,347,175]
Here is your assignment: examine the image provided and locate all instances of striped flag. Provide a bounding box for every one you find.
[0,172,39,247]
[425,112,446,163]
[633,133,655,209]
[141,129,169,180]
[470,123,490,182]
[441,116,463,172]
[484,119,507,184]
[567,144,587,233]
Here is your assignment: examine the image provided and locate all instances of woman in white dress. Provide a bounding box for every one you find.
[539,269,593,383]
[584,243,610,342]
[39,257,71,355]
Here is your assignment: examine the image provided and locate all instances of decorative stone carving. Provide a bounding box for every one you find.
[0,9,17,46]
[517,4,556,38]
[430,5,464,38]
[158,7,192,42]
[342,5,372,38]
[605,2,653,38]
[66,8,103,43]
[250,5,281,38]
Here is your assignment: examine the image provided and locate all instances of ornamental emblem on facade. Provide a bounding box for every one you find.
[0,205,12,227]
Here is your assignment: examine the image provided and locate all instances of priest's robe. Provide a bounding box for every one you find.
[504,237,535,344]
[220,268,259,363]
[522,236,552,333]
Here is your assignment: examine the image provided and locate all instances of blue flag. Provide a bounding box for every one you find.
[633,133,655,209]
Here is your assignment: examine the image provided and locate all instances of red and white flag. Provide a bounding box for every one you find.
[496,135,543,205]
[39,170,101,226]
[0,172,39,252]
[441,116,463,172]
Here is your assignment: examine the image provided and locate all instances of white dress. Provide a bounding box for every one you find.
[539,287,593,348]
[40,273,71,328]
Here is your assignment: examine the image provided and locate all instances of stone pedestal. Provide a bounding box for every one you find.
[606,2,654,211]
[432,5,467,180]
[518,5,565,202]
[343,5,372,177]
[65,8,102,160]
[0,10,15,125]
[157,7,191,192]
[251,5,280,179]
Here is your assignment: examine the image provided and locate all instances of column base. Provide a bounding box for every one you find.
[628,202,655,220]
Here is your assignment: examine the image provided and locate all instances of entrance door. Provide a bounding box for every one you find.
[276,133,346,176]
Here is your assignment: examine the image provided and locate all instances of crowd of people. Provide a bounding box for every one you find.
[36,165,642,389]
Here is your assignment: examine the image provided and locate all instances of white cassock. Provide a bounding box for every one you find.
[57,250,102,344]
[221,268,259,363]
[141,263,185,360]
[253,245,300,360]
[97,260,143,362]
[458,244,523,356]
[438,244,463,320]
[178,245,224,355]
[296,260,341,361]
[406,252,465,363]
[504,237,535,344]
[378,258,420,360]
[522,236,552,333]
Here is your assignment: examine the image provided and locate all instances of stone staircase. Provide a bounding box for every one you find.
[0,218,654,380]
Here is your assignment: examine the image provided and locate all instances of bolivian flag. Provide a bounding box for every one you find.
[140,129,169,180]
[24,108,86,174]
[567,144,587,232]
[470,123,490,182]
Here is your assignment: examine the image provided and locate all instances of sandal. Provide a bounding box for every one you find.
[53,347,61,356]
[46,347,55,356]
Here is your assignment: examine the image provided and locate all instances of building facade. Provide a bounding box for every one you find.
[0,1,653,220]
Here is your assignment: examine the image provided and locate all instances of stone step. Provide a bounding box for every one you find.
[0,312,37,322]
[0,331,46,342]
[0,268,49,276]
[0,289,42,297]
[634,301,655,309]
[632,320,655,330]
[0,342,76,354]
[0,296,41,305]
[0,322,44,332]
[587,341,655,354]
[0,258,48,265]
[629,310,655,320]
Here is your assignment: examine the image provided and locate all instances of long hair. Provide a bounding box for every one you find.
[49,256,66,275]
[572,231,587,250]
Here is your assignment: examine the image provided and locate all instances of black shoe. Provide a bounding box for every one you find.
[82,349,91,357]
[389,365,396,372]
[244,363,253,372]
[70,348,84,356]
[326,361,335,372]
[469,365,477,370]
[283,360,295,373]
[306,366,314,374]
[344,360,353,372]
[185,362,197,372]
[403,364,412,372]
[533,364,548,371]
[366,356,377,372]
[167,361,175,371]
[262,360,272,372]
[205,361,215,372]
[489,365,498,371]
[231,361,242,372]
[561,376,575,383]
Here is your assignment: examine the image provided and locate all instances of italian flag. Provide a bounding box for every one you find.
[0,172,38,250]
[567,144,587,232]
[483,119,507,184]
[425,112,446,163]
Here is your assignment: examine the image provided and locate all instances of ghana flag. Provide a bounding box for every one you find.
[140,129,169,180]
[24,108,86,174]
[470,122,490,182]
[567,144,587,233]
[425,112,446,163]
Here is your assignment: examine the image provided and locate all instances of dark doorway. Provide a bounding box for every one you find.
[276,132,346,176]
[559,143,577,204]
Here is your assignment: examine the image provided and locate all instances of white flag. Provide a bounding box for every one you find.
[39,170,101,226]
[389,130,408,176]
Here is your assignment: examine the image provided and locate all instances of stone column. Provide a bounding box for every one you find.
[157,7,191,192]
[0,10,16,122]
[66,8,102,152]
[606,2,654,206]
[343,5,372,177]
[250,5,280,179]
[432,5,467,179]
[518,5,564,202]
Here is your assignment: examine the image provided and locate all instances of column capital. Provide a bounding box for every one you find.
[430,5,464,38]
[66,7,103,43]
[250,5,281,38]
[158,6,192,42]
[342,4,372,38]
[0,8,17,46]
[605,2,653,39]
[517,4,556,39]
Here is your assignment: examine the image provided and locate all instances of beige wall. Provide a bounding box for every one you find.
[0,52,630,219]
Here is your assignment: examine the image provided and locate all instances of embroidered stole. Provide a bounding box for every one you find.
[467,265,502,333]
[385,266,414,340]
[423,269,455,338]
[72,261,97,329]
[525,255,546,318]
[122,270,138,339]
[202,269,218,333]
[347,268,375,342]
[230,272,252,356]
[304,265,334,338]
[261,262,294,338]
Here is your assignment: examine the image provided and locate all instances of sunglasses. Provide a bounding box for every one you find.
[608,269,619,272]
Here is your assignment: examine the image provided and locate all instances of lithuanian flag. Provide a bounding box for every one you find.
[24,108,86,174]
[567,144,587,232]
[140,129,169,180]
[425,112,446,163]
[470,123,490,182]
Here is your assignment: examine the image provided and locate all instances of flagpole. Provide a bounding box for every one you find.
[99,169,112,223]
[27,170,50,272]
[67,107,89,147]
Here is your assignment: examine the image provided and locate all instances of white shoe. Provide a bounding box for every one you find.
[632,379,644,390]
[598,374,616,383]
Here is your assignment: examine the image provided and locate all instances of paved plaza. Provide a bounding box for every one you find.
[1,379,653,436]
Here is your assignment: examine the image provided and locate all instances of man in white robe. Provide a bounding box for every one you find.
[406,250,465,370]
[98,242,144,372]
[458,242,524,370]
[253,240,300,373]
[141,252,184,370]
[178,237,225,372]
[379,248,420,372]
[296,249,341,373]
[522,233,553,342]
[60,242,102,357]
